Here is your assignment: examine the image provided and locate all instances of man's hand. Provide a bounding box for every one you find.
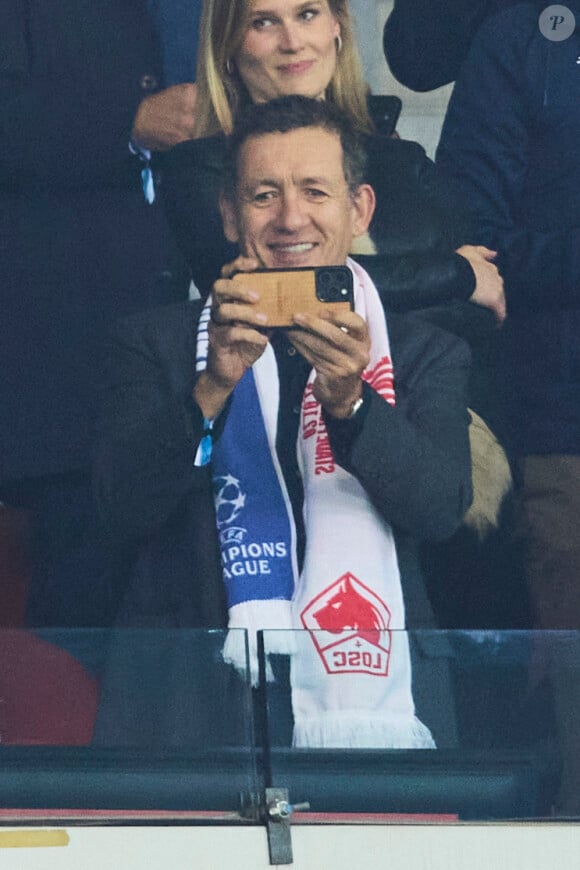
[131,84,198,151]
[193,257,270,420]
[456,244,506,324]
[288,310,370,419]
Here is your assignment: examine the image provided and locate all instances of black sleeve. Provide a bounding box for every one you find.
[352,253,474,312]
[160,136,238,296]
[93,307,213,540]
[355,137,476,310]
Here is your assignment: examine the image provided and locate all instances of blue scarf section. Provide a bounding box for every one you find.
[211,365,296,608]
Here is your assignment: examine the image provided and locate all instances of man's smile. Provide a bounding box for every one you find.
[269,242,316,253]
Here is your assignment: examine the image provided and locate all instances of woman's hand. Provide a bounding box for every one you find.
[456,244,506,324]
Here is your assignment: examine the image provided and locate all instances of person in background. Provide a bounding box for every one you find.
[436,1,580,810]
[437,0,580,631]
[0,0,200,628]
[383,0,518,92]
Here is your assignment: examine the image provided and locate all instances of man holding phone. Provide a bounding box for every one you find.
[95,96,472,748]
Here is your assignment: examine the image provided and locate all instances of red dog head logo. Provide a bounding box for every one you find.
[300,574,392,676]
[312,576,387,647]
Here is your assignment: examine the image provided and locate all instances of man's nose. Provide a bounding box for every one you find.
[275,193,308,231]
[279,21,304,52]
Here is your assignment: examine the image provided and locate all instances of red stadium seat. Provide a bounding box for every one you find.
[0,630,98,745]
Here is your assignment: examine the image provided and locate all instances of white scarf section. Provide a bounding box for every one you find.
[197,258,434,749]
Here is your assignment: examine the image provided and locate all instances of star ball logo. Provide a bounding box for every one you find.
[300,573,392,676]
[213,475,290,576]
[214,474,246,529]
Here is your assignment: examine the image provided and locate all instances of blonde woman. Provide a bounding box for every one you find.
[194,0,370,136]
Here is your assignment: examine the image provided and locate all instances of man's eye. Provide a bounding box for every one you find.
[306,188,328,199]
[253,190,277,203]
[300,9,319,21]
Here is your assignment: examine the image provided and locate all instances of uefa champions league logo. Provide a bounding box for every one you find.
[214,475,289,572]
[214,474,247,528]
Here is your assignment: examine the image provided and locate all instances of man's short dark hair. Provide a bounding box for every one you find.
[222,95,368,199]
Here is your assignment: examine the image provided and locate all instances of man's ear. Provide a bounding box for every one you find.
[350,183,376,239]
[219,192,240,244]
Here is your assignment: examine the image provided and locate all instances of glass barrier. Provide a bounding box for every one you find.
[259,629,580,822]
[0,628,579,823]
[0,628,257,819]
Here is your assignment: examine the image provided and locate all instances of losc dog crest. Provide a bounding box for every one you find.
[300,573,392,676]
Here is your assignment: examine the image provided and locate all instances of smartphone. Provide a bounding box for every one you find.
[368,95,402,138]
[232,266,354,327]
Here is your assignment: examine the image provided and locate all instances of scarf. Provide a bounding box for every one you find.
[196,258,434,749]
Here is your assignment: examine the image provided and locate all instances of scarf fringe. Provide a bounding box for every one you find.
[293,712,435,749]
[222,600,297,686]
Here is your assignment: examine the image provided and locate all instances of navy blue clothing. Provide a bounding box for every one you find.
[0,0,190,485]
[146,0,201,86]
[383,0,519,91]
[0,0,191,627]
[436,1,580,454]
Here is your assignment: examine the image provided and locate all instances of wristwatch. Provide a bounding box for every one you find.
[348,394,365,419]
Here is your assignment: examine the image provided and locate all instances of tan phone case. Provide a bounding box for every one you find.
[232,267,353,327]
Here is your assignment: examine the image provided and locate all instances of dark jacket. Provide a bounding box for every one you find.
[93,299,473,630]
[0,0,189,484]
[383,0,518,91]
[436,1,580,454]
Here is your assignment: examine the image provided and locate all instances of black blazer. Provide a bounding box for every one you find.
[92,299,471,749]
[94,300,473,630]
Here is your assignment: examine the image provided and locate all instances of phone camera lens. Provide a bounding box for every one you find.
[316,268,350,303]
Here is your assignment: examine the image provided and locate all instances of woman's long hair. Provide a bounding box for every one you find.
[194,0,372,137]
